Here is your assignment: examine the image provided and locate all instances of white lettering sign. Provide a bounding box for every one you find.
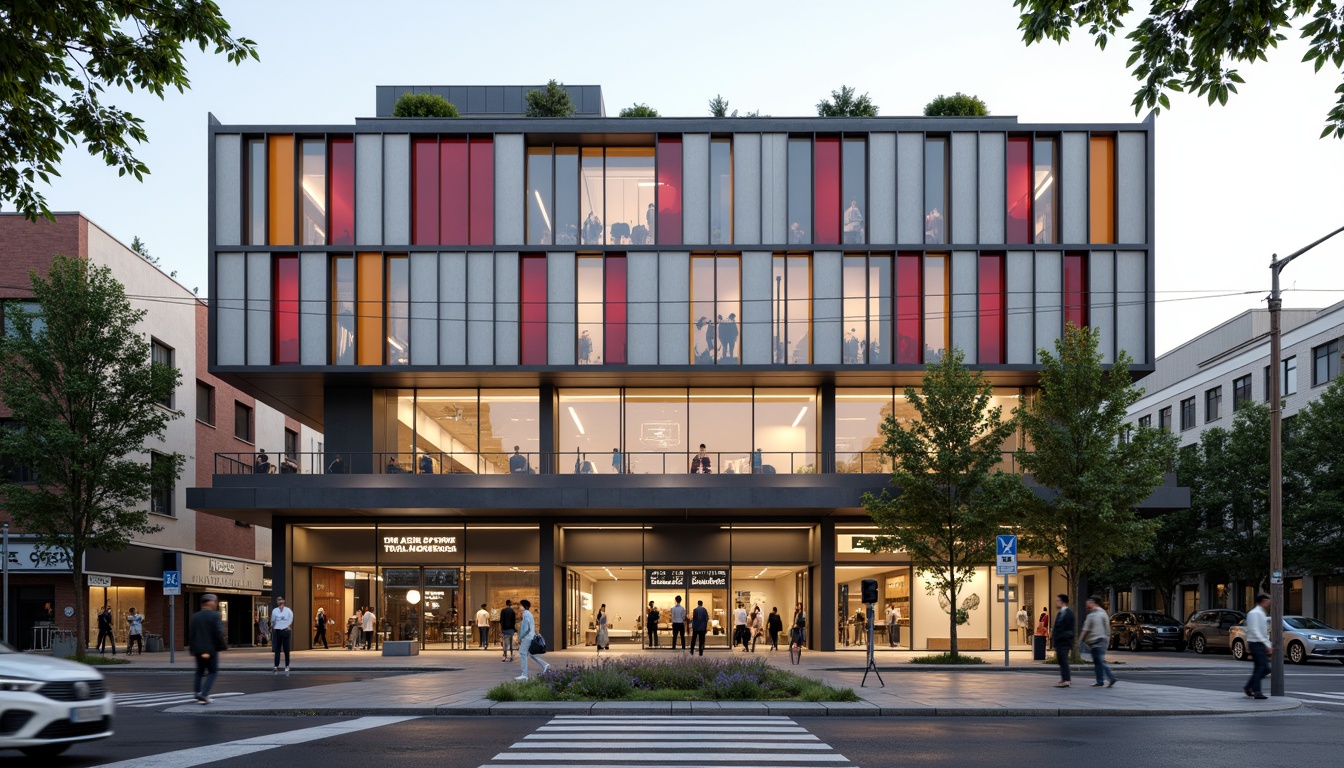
[87,574,112,587]
[209,560,237,574]
[381,535,459,554]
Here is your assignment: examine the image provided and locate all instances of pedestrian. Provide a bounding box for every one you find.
[361,605,376,650]
[515,599,550,680]
[313,607,329,649]
[886,603,898,647]
[190,593,227,704]
[1037,608,1050,637]
[1051,594,1075,688]
[790,603,807,657]
[749,606,764,652]
[500,599,517,662]
[852,608,867,646]
[270,595,294,674]
[1243,593,1273,700]
[767,607,783,651]
[126,607,144,655]
[595,603,610,651]
[1080,596,1116,688]
[1017,606,1029,645]
[646,600,660,647]
[733,602,749,652]
[347,611,360,650]
[670,595,687,650]
[96,605,116,655]
[476,603,491,649]
[690,600,709,656]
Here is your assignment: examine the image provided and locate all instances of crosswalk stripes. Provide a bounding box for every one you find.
[1292,691,1344,704]
[480,715,853,767]
[113,691,246,708]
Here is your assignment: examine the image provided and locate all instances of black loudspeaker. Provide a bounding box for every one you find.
[861,578,879,604]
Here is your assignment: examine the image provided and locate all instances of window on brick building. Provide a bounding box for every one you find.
[196,381,215,425]
[234,401,253,442]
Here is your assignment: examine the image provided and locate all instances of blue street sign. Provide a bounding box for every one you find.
[163,570,181,596]
[997,535,1017,556]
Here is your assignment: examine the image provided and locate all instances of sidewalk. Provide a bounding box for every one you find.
[105,647,1300,718]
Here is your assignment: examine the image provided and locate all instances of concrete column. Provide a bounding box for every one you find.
[818,520,836,652]
[820,383,836,473]
[539,520,561,649]
[538,384,556,475]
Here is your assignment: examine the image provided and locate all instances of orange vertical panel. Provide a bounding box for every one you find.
[268,135,296,246]
[1089,136,1115,244]
[356,252,384,365]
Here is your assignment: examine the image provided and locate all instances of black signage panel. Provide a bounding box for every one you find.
[646,569,687,589]
[689,569,728,588]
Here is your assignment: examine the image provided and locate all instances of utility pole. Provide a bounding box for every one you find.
[1267,223,1344,697]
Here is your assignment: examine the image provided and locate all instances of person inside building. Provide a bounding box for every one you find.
[253,451,272,474]
[509,445,529,474]
[690,444,712,474]
[385,456,404,474]
[418,452,435,474]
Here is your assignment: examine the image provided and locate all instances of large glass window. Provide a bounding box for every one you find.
[332,256,355,365]
[895,253,922,364]
[1233,374,1252,411]
[773,254,811,364]
[923,254,949,362]
[1313,340,1340,386]
[625,389,687,474]
[408,390,540,475]
[1033,138,1057,244]
[413,139,439,245]
[576,256,604,364]
[581,148,605,245]
[1089,136,1115,243]
[605,148,656,245]
[813,137,840,245]
[273,255,299,365]
[710,139,732,244]
[300,139,326,245]
[924,138,948,245]
[691,255,741,365]
[834,389,928,474]
[440,138,470,244]
[527,147,553,245]
[414,389,480,473]
[328,138,354,245]
[656,137,682,245]
[787,139,811,244]
[842,255,884,365]
[268,134,295,246]
[753,389,817,474]
[386,256,409,365]
[978,253,1004,364]
[689,389,752,473]
[468,137,494,246]
[1064,252,1087,329]
[1007,137,1031,245]
[247,138,266,245]
[554,147,579,245]
[560,389,621,474]
[479,390,541,474]
[841,138,866,245]
[519,254,547,365]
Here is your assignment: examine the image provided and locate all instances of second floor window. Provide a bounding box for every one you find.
[234,401,253,442]
[691,254,741,365]
[197,382,215,425]
[1205,386,1222,422]
[1158,406,1171,432]
[1138,415,1151,429]
[150,451,173,517]
[151,340,175,409]
[1180,397,1196,431]
[284,428,299,461]
[1264,356,1297,400]
[1314,340,1340,386]
[1233,374,1252,411]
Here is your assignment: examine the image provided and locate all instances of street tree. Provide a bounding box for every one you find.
[1015,324,1177,636]
[525,80,577,118]
[1013,1,1344,138]
[619,103,660,118]
[0,0,258,219]
[923,92,991,116]
[817,86,878,117]
[862,349,1032,659]
[392,93,460,118]
[1285,378,1344,576]
[0,256,183,656]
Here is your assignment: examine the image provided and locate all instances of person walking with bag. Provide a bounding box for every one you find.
[1079,597,1116,688]
[313,607,329,649]
[1243,593,1273,700]
[515,599,550,680]
[190,594,227,704]
[1051,594,1075,688]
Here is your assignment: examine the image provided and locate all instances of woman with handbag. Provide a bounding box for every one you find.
[595,604,610,652]
[516,599,550,680]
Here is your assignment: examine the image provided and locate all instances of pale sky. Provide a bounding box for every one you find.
[30,0,1344,356]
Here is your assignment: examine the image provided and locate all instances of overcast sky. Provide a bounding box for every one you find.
[30,0,1344,355]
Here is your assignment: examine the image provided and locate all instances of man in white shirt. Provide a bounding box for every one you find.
[886,604,898,647]
[1243,593,1274,699]
[476,604,491,649]
[669,596,687,651]
[733,603,749,652]
[361,606,376,650]
[270,596,294,674]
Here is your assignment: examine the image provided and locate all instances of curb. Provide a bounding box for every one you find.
[100,666,461,674]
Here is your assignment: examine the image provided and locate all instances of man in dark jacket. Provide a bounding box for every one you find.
[96,605,116,655]
[1051,594,1075,688]
[499,600,517,662]
[690,600,710,656]
[190,593,228,704]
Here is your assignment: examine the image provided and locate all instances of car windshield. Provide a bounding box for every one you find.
[1135,613,1179,626]
[1286,617,1334,631]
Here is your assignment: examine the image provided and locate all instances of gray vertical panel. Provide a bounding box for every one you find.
[1061,133,1088,244]
[1116,250,1146,364]
[978,133,1005,244]
[1089,251,1116,364]
[439,253,467,365]
[658,251,690,364]
[733,133,761,244]
[409,254,438,365]
[951,251,978,363]
[626,253,659,365]
[812,251,842,365]
[355,134,383,245]
[761,134,788,244]
[682,134,709,244]
[896,133,923,244]
[494,253,519,365]
[1034,251,1063,356]
[495,134,525,244]
[1006,251,1034,364]
[382,134,410,246]
[245,252,271,365]
[214,135,241,247]
[741,251,772,364]
[547,252,576,365]
[868,133,896,244]
[951,133,978,244]
[216,253,246,365]
[466,252,494,364]
[1117,133,1147,243]
[299,252,326,366]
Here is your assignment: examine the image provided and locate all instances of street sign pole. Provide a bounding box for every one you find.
[169,595,175,665]
[1004,573,1010,668]
[996,535,1018,668]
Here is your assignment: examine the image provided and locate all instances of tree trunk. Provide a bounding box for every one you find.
[948,577,959,659]
[71,559,86,658]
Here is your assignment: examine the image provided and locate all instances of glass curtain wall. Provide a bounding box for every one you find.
[386,256,409,365]
[786,139,811,244]
[328,138,354,245]
[527,147,553,244]
[923,254,949,362]
[605,148,656,244]
[555,148,579,245]
[772,254,811,364]
[300,139,326,245]
[709,139,732,244]
[813,138,840,245]
[923,138,948,244]
[841,138,866,244]
[691,255,741,365]
[656,137,682,244]
[841,254,891,365]
[1033,138,1057,244]
[576,256,604,364]
[580,149,605,245]
[401,389,540,474]
[895,253,922,364]
[332,256,355,364]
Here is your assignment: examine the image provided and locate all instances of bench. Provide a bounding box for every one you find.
[382,640,419,657]
[927,637,990,651]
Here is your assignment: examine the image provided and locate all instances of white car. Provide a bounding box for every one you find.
[0,642,114,757]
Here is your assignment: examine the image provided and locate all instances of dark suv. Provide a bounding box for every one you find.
[1110,611,1186,651]
[1183,609,1245,654]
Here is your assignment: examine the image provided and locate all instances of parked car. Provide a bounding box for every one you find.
[1110,611,1187,651]
[1230,616,1344,665]
[0,642,114,757]
[1183,609,1246,654]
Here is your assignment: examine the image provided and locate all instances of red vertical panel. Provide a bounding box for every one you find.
[328,138,354,245]
[895,253,922,364]
[604,254,627,364]
[814,138,841,245]
[412,139,438,245]
[1064,252,1088,328]
[1006,137,1031,245]
[977,253,1005,364]
[440,138,469,244]
[656,137,683,245]
[520,254,548,365]
[273,255,300,365]
[469,138,494,245]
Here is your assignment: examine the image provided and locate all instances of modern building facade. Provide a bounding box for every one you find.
[192,88,1170,652]
[1129,300,1344,625]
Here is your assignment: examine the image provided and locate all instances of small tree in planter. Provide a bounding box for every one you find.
[393,93,459,118]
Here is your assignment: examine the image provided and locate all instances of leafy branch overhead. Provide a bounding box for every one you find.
[1013,0,1344,138]
[0,0,259,218]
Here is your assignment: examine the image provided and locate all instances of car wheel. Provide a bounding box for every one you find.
[20,745,70,758]
[1232,639,1246,661]
[1192,634,1207,654]
[1127,635,1139,652]
[1288,641,1306,665]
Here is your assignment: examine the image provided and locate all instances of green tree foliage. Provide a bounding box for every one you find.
[618,103,660,118]
[923,92,991,116]
[0,1,258,219]
[1013,1,1344,138]
[1015,325,1178,631]
[709,94,732,117]
[1289,377,1344,574]
[862,349,1032,658]
[525,80,577,118]
[817,85,878,117]
[0,256,183,652]
[392,93,460,118]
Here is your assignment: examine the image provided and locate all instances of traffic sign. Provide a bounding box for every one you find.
[996,535,1017,556]
[995,535,1018,575]
[163,570,181,596]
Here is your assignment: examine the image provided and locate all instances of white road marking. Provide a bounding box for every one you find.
[114,691,246,708]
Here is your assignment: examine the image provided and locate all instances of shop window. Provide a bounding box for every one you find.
[923,254,948,363]
[710,139,732,244]
[273,255,299,365]
[1064,252,1087,329]
[813,137,840,245]
[1313,339,1340,386]
[1232,374,1252,411]
[842,254,891,365]
[786,139,811,244]
[328,137,354,245]
[656,137,682,245]
[519,254,548,365]
[234,401,253,442]
[332,256,356,365]
[150,451,173,517]
[151,340,175,409]
[772,254,811,364]
[895,253,922,364]
[196,381,215,425]
[299,139,326,245]
[978,253,1005,364]
[923,138,948,245]
[841,138,866,245]
[1089,135,1115,243]
[691,255,741,365]
[1205,386,1222,422]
